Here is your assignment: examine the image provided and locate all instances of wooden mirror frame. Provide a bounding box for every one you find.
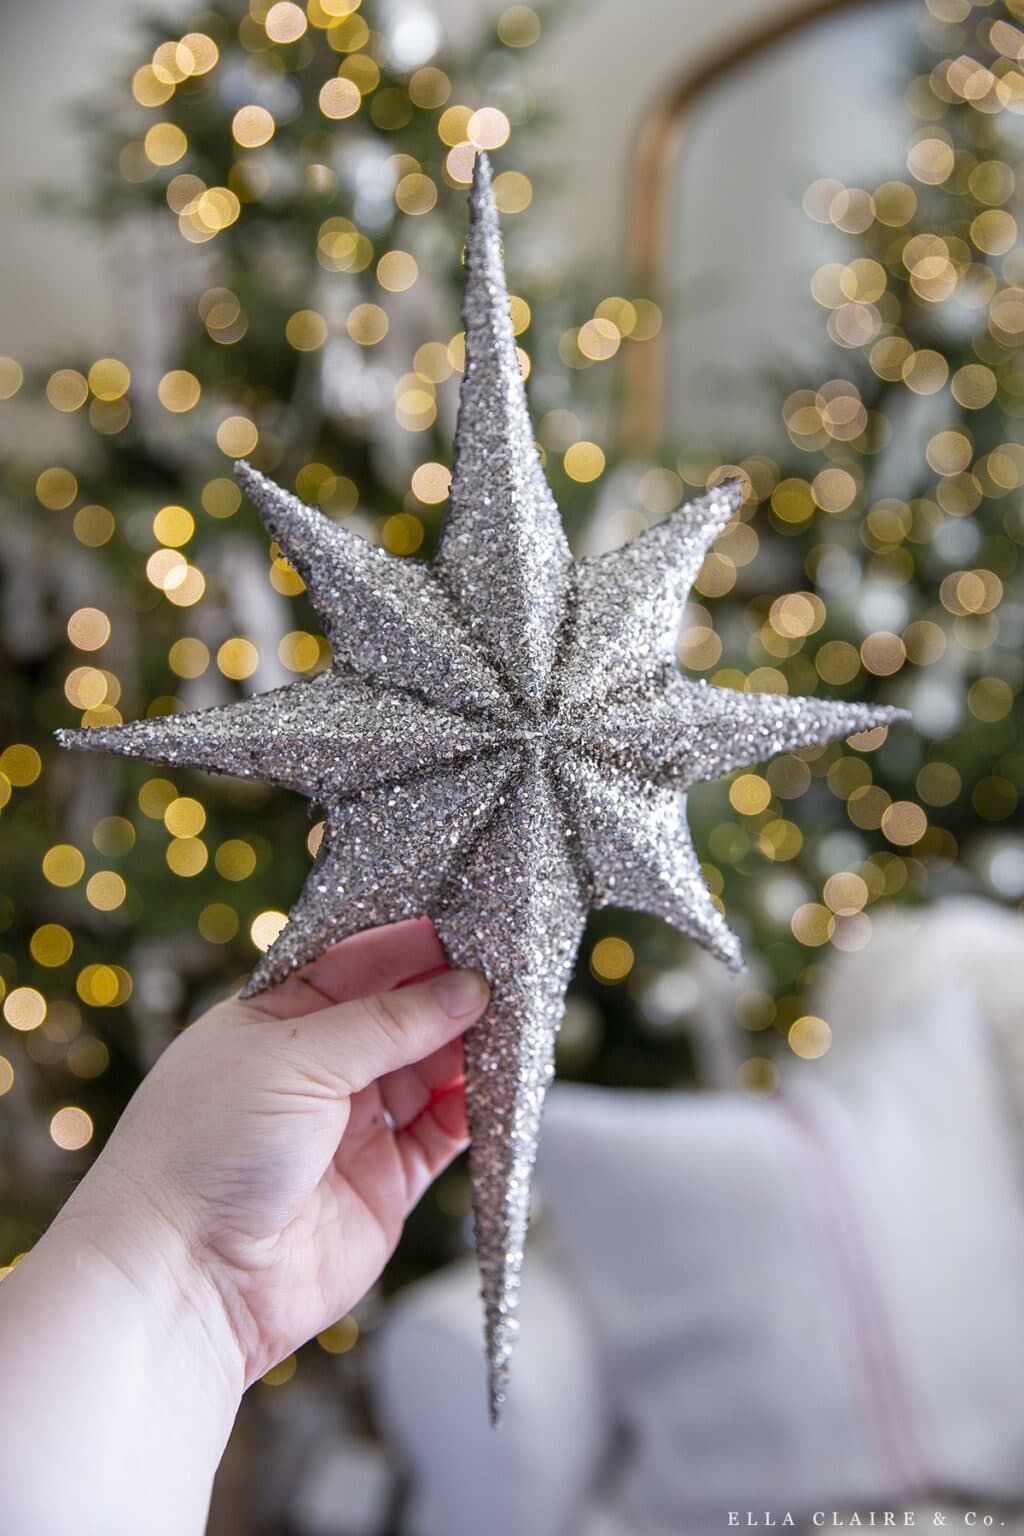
[620,0,915,453]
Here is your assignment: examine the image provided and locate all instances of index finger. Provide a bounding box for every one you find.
[250,916,447,1020]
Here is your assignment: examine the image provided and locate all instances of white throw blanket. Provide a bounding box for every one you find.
[371,899,1024,1536]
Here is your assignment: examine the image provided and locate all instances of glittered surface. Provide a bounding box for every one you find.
[57,151,906,1422]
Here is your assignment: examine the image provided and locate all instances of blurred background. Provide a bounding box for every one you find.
[1,0,1023,1530]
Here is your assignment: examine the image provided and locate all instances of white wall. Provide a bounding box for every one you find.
[669,0,917,447]
[1,0,138,360]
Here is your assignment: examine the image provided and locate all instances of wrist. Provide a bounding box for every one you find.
[0,1162,244,1534]
[47,1158,247,1420]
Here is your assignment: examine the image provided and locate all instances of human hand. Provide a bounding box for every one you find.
[54,916,488,1388]
[0,918,488,1532]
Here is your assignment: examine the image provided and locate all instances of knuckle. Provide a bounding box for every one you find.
[361,988,413,1049]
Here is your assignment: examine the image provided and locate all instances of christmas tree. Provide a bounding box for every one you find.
[662,0,1024,1089]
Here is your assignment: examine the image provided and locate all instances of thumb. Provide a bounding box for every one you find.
[283,968,489,1094]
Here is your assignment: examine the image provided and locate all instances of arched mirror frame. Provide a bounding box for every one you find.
[620,0,916,454]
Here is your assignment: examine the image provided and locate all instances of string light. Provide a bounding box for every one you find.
[319,77,360,119]
[232,106,275,148]
[590,937,634,982]
[251,911,288,951]
[216,416,258,456]
[346,303,388,344]
[49,1108,93,1151]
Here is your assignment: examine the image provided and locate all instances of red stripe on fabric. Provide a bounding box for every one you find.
[780,1097,934,1495]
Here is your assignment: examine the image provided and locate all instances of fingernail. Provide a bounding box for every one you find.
[430,968,489,1018]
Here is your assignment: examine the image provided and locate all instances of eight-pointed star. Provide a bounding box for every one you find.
[58,151,905,1421]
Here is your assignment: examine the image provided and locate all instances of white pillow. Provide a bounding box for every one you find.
[371,1251,608,1536]
[537,982,1024,1533]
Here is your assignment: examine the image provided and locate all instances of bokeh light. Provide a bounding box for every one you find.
[49,1108,94,1151]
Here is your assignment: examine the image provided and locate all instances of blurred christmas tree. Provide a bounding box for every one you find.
[0,0,1022,1525]
[574,0,1024,1094]
[704,0,1024,1086]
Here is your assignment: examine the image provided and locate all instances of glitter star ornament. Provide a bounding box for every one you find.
[58,152,905,1421]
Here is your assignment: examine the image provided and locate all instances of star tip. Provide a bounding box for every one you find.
[233,458,259,488]
[469,149,497,222]
[240,959,277,999]
[234,463,314,540]
[53,726,95,752]
[676,476,745,530]
[711,475,746,515]
[725,943,746,975]
[486,1372,506,1429]
[711,923,745,972]
[861,703,911,733]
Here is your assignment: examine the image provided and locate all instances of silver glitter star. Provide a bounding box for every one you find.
[58,152,906,1422]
